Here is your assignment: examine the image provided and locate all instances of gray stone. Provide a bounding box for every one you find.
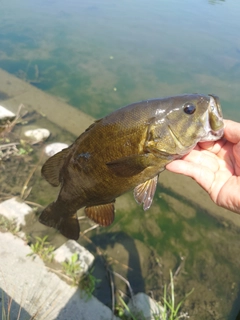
[0,197,33,227]
[45,142,69,156]
[24,128,50,144]
[0,105,15,119]
[127,292,164,320]
[54,240,95,274]
[0,232,119,320]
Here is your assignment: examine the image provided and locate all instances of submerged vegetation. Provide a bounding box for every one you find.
[0,101,239,319]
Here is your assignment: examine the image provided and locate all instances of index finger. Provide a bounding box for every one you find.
[223,119,240,143]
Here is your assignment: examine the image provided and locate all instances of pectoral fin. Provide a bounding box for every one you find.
[134,175,158,210]
[107,154,154,177]
[85,202,115,226]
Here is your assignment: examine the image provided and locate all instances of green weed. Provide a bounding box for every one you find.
[62,253,100,299]
[62,253,82,286]
[0,215,18,234]
[116,295,144,320]
[27,235,55,262]
[79,267,101,300]
[116,271,193,320]
[160,271,193,320]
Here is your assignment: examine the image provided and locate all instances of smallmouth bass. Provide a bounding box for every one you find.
[39,94,224,240]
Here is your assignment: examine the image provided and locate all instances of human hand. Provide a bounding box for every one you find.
[166,120,240,214]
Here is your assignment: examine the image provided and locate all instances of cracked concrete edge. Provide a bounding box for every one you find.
[0,231,120,320]
[0,68,94,137]
[1,68,240,228]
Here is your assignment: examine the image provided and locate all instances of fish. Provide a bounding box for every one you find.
[39,94,224,240]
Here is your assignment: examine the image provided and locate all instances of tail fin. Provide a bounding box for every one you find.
[39,202,80,240]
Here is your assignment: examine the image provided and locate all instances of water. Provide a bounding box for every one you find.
[1,0,240,119]
[1,0,240,318]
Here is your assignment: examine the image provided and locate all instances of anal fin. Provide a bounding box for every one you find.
[85,202,115,226]
[134,175,158,210]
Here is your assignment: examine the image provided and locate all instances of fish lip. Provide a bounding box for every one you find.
[200,96,224,142]
[211,127,224,137]
[200,129,224,142]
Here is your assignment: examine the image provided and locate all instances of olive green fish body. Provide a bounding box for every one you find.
[39,94,224,239]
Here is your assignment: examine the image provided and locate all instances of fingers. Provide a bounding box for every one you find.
[232,142,240,175]
[166,158,216,193]
[180,149,220,172]
[197,139,226,154]
[166,149,224,193]
[223,120,240,144]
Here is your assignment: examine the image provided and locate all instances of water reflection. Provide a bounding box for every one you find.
[208,0,225,4]
[86,231,146,307]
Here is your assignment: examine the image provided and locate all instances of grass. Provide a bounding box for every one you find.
[1,288,39,320]
[79,267,101,300]
[0,215,18,234]
[62,253,101,299]
[160,271,193,320]
[116,271,193,320]
[27,235,55,262]
[62,252,82,286]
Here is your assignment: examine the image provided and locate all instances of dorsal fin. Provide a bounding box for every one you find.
[41,148,69,187]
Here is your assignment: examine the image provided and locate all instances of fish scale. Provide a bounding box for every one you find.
[39,94,224,240]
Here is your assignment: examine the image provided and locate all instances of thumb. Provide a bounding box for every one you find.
[232,141,240,173]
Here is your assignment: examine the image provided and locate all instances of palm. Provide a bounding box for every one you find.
[166,122,240,214]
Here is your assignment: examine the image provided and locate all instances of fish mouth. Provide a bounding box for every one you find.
[201,95,224,142]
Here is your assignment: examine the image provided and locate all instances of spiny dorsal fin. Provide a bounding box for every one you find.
[85,202,115,226]
[41,148,69,187]
[134,175,158,210]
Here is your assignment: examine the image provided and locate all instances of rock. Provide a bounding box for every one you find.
[0,232,119,320]
[0,105,15,120]
[54,240,95,275]
[127,293,164,320]
[45,142,69,157]
[0,197,33,228]
[24,128,50,144]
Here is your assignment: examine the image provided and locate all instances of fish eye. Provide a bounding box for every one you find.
[183,104,196,115]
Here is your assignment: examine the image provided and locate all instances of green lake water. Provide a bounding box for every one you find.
[1,0,240,319]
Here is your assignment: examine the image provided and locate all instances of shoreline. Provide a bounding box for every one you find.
[1,67,239,228]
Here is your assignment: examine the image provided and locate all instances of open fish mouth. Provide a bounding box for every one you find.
[201,95,224,142]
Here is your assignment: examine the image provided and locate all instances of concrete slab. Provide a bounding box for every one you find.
[54,240,95,275]
[0,68,94,137]
[0,232,119,320]
[0,197,33,228]
[1,68,240,229]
